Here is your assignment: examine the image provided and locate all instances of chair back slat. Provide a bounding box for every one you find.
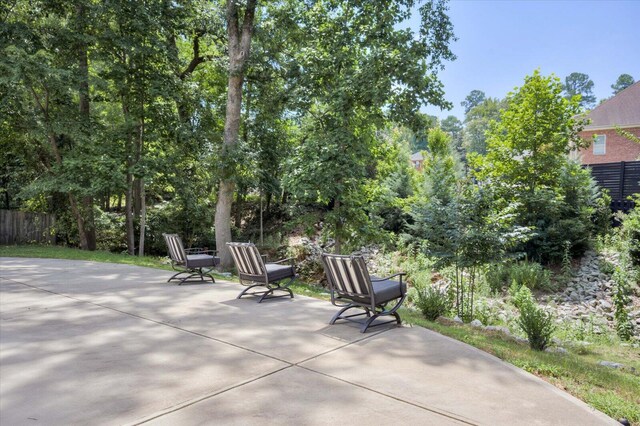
[163,233,186,264]
[227,242,266,277]
[322,254,372,298]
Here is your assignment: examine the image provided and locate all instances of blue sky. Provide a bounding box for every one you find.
[414,0,640,121]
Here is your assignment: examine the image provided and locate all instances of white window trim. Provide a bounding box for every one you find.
[593,134,606,155]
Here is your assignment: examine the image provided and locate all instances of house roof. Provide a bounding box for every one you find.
[410,152,424,161]
[582,81,640,130]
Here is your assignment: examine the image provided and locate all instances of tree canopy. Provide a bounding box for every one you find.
[611,74,635,95]
[1,0,458,258]
[563,72,596,109]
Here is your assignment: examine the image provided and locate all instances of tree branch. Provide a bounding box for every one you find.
[240,0,257,59]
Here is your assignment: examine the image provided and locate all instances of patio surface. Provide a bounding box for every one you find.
[0,257,616,425]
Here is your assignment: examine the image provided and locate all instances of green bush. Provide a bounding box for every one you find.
[517,299,556,351]
[598,259,616,276]
[486,261,551,293]
[473,299,500,326]
[95,210,127,252]
[613,266,635,341]
[414,284,451,321]
[517,163,603,263]
[510,282,535,311]
[619,200,640,267]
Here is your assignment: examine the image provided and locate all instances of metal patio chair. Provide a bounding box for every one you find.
[163,233,220,285]
[321,253,407,333]
[227,242,296,303]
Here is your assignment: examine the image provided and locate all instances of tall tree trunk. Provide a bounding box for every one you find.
[137,116,146,257]
[124,109,135,255]
[77,2,96,251]
[126,169,135,255]
[215,0,257,269]
[139,178,146,256]
[334,198,342,255]
[68,194,89,249]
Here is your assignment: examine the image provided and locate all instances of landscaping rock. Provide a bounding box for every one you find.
[485,325,511,335]
[453,316,463,323]
[598,361,624,369]
[599,300,612,311]
[470,319,483,328]
[545,347,568,355]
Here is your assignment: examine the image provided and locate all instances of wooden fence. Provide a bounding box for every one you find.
[0,210,56,245]
[585,161,640,211]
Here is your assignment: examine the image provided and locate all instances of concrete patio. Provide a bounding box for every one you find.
[0,257,616,425]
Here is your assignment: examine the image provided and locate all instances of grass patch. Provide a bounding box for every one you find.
[0,245,172,270]
[3,244,638,423]
[400,308,640,424]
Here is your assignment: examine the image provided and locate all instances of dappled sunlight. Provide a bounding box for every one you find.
[0,259,616,425]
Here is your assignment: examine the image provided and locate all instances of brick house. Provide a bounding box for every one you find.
[576,81,640,165]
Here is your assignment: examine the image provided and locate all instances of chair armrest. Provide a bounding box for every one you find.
[370,272,406,282]
[272,257,295,265]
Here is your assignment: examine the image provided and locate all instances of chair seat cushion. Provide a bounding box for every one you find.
[185,254,220,268]
[370,277,406,304]
[265,263,295,282]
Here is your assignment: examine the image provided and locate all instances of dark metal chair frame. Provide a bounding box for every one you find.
[227,242,296,303]
[163,233,219,285]
[321,253,407,333]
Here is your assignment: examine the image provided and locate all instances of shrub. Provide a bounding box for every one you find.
[485,263,510,293]
[613,265,635,341]
[619,199,640,267]
[486,261,551,293]
[414,284,451,321]
[474,298,499,325]
[598,259,616,276]
[95,209,127,252]
[517,298,556,351]
[511,282,535,311]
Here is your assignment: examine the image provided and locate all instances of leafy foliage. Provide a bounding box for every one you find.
[611,74,635,95]
[413,128,528,321]
[514,287,555,351]
[486,261,551,293]
[414,284,451,321]
[518,303,556,351]
[461,90,486,115]
[563,72,596,109]
[462,97,504,155]
[472,71,602,263]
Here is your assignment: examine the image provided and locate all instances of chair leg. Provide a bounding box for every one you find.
[361,314,380,333]
[178,272,202,285]
[257,285,294,303]
[238,281,294,303]
[257,288,274,303]
[328,300,405,333]
[237,283,266,299]
[169,269,216,285]
[330,305,355,324]
[330,305,370,325]
[167,271,186,282]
